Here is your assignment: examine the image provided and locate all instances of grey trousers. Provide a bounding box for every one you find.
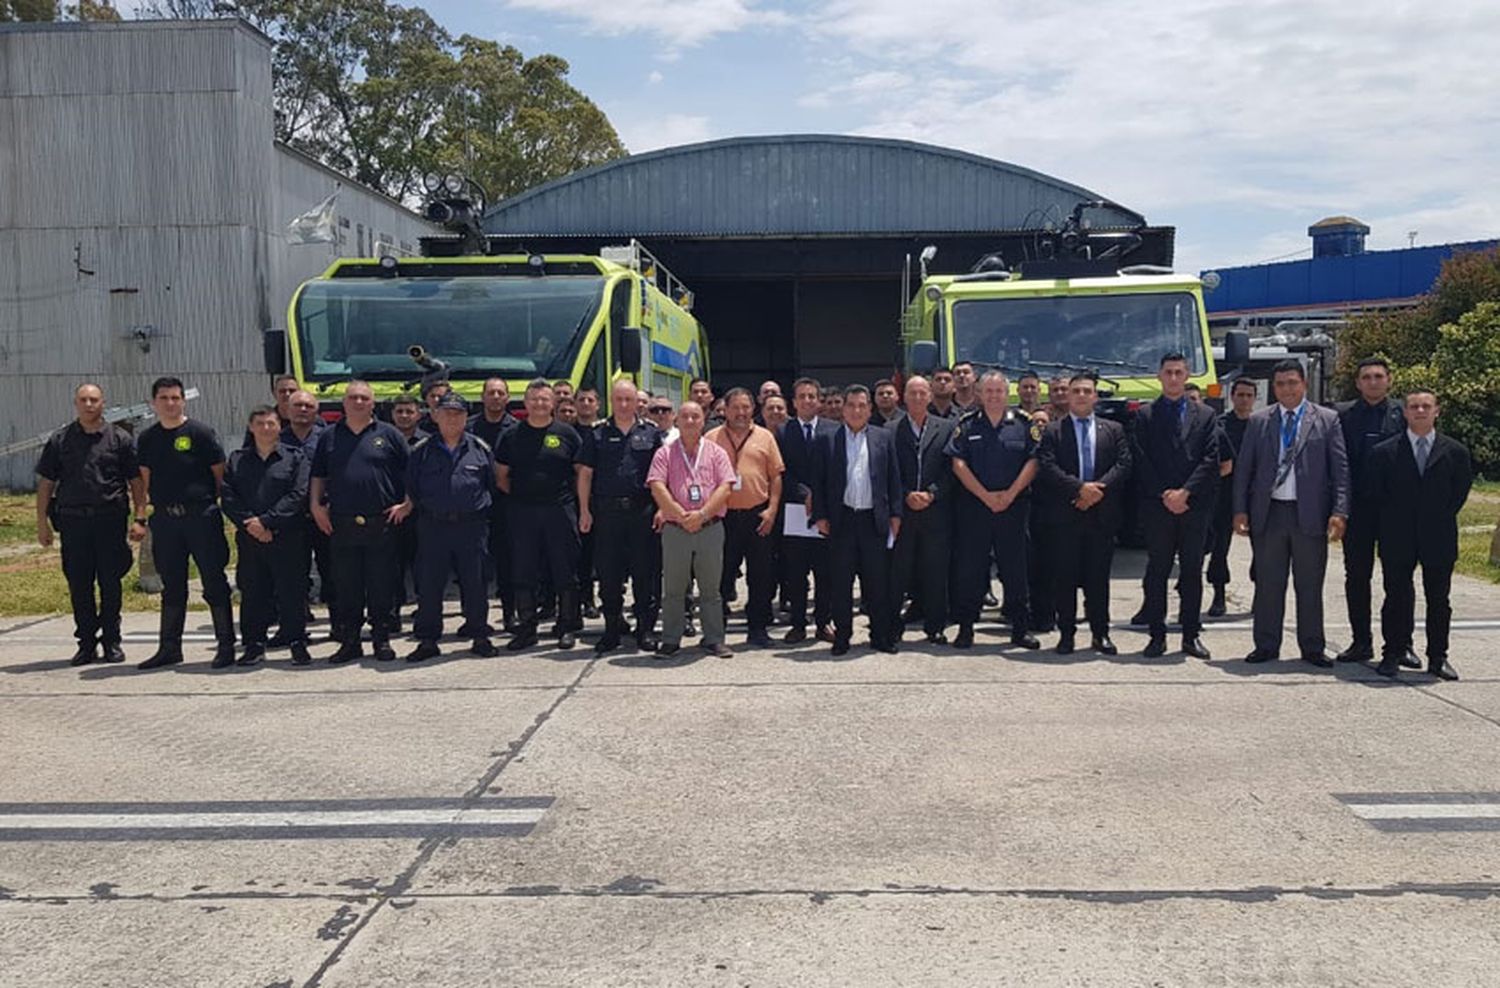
[1251,500,1328,656]
[662,521,726,647]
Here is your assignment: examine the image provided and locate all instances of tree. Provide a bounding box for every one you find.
[1,0,58,19]
[1396,301,1500,476]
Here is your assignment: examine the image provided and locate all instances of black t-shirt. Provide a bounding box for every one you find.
[496,420,583,505]
[35,421,139,511]
[136,419,225,505]
[467,410,517,450]
[310,419,409,516]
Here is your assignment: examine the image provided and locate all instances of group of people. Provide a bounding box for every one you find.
[35,353,1473,680]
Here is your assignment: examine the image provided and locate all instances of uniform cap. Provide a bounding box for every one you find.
[435,392,468,413]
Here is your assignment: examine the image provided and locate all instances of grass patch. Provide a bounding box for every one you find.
[0,493,40,547]
[1457,529,1500,584]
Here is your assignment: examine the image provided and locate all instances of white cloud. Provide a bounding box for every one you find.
[647,70,665,85]
[615,113,717,154]
[505,0,788,49]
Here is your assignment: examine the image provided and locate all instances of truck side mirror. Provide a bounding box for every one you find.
[1222,329,1250,367]
[263,330,287,375]
[909,340,939,375]
[619,327,642,374]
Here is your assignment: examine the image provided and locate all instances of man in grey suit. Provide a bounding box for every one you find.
[1233,359,1350,666]
[813,385,903,656]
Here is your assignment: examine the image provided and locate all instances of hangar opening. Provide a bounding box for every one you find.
[481,135,1173,389]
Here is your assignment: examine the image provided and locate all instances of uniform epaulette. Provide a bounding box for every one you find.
[471,434,492,454]
[411,435,431,452]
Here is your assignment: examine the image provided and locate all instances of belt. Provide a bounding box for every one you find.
[673,516,721,529]
[54,504,127,518]
[333,512,386,527]
[423,509,487,523]
[728,502,770,514]
[156,502,213,518]
[595,495,651,510]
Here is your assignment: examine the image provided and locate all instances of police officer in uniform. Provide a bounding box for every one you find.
[222,405,313,667]
[469,377,518,629]
[1206,378,1256,616]
[310,380,410,664]
[1014,371,1055,634]
[400,392,498,662]
[947,370,1041,650]
[496,378,586,651]
[35,382,147,666]
[580,378,663,654]
[385,395,426,633]
[135,376,236,670]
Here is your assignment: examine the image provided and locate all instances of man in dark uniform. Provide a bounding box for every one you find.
[1132,353,1218,660]
[579,378,663,654]
[222,405,312,667]
[135,376,236,670]
[35,382,147,666]
[1206,378,1256,616]
[1014,371,1055,634]
[468,377,518,629]
[263,389,327,647]
[885,375,953,644]
[1335,357,1411,664]
[1369,390,1473,680]
[310,380,410,664]
[777,377,840,644]
[947,370,1041,650]
[496,378,586,650]
[399,392,498,662]
[385,395,424,632]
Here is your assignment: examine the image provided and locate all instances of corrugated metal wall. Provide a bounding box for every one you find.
[0,20,435,490]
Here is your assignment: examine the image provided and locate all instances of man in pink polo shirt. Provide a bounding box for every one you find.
[648,401,737,658]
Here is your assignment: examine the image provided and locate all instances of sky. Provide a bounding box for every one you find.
[140,0,1500,276]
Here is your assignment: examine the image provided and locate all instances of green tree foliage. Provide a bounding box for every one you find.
[1,0,58,19]
[134,0,625,203]
[1395,302,1500,476]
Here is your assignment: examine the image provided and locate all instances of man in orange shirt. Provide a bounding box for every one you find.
[706,388,784,648]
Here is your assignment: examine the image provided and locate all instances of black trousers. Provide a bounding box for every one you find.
[593,500,660,629]
[150,504,232,611]
[721,503,774,634]
[890,505,950,637]
[829,507,893,646]
[1206,485,1235,588]
[484,498,515,619]
[413,516,490,643]
[56,509,131,646]
[1049,518,1115,638]
[1342,504,1380,647]
[330,516,399,642]
[307,522,335,608]
[237,529,308,648]
[509,501,580,632]
[1380,552,1454,660]
[1140,502,1210,637]
[394,512,419,608]
[579,529,596,601]
[780,509,831,631]
[952,497,1030,631]
[1026,510,1055,630]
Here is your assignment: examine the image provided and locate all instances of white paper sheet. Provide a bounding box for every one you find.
[783,503,824,539]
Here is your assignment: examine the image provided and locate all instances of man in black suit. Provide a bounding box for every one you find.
[1335,357,1412,665]
[1206,378,1257,616]
[813,385,903,656]
[777,376,841,644]
[1132,352,1218,659]
[885,375,954,644]
[1368,390,1473,680]
[1037,371,1132,655]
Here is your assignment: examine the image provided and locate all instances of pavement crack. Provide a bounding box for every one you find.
[1412,685,1500,731]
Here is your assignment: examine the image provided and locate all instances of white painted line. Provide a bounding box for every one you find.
[0,808,547,830]
[1347,803,1500,820]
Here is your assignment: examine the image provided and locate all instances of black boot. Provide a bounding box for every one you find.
[139,604,187,670]
[556,590,581,649]
[209,604,237,669]
[595,614,624,654]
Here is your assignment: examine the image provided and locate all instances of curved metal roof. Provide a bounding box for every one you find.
[482,134,1146,237]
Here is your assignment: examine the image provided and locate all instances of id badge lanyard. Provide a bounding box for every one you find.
[679,440,704,505]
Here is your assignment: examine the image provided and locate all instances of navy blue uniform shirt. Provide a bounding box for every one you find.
[405,432,494,516]
[36,421,139,511]
[222,444,311,532]
[310,419,409,516]
[278,421,326,453]
[582,419,662,500]
[945,408,1038,493]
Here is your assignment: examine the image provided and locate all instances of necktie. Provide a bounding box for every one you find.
[804,422,812,443]
[1415,435,1431,475]
[1173,398,1186,424]
[1079,420,1093,482]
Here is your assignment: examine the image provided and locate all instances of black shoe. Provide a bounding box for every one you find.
[874,639,898,654]
[1301,652,1334,668]
[508,628,539,651]
[1430,659,1459,681]
[953,625,974,649]
[1010,632,1041,650]
[1206,587,1227,618]
[1336,643,1374,663]
[1142,636,1167,658]
[683,618,698,638]
[1182,636,1211,660]
[289,643,313,666]
[69,643,98,667]
[209,604,237,668]
[236,647,266,668]
[1092,635,1118,656]
[594,630,622,654]
[657,643,681,658]
[102,643,126,664]
[372,640,397,662]
[707,642,734,658]
[983,592,999,608]
[329,640,363,664]
[1055,633,1076,655]
[266,630,294,648]
[925,631,949,645]
[830,640,850,656]
[138,648,183,670]
[471,638,498,657]
[783,626,808,645]
[557,630,577,649]
[1244,649,1277,664]
[406,641,441,663]
[1400,648,1423,670]
[636,630,659,653]
[1129,609,1148,627]
[746,630,773,649]
[1376,655,1401,678]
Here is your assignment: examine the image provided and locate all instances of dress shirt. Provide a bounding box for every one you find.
[1271,400,1307,501]
[843,426,872,510]
[1408,429,1434,475]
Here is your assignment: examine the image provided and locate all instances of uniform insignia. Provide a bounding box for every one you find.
[1030,423,1042,442]
[373,437,385,447]
[544,434,562,449]
[173,435,192,452]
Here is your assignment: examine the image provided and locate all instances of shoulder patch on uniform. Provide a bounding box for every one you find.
[543,434,562,449]
[1030,423,1042,442]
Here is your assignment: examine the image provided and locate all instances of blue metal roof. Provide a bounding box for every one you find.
[482,134,1147,237]
[1204,239,1500,314]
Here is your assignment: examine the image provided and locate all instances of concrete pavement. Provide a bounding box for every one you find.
[3,539,1500,986]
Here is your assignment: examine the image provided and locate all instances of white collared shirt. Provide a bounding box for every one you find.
[1271,400,1308,501]
[797,416,819,444]
[1408,428,1435,472]
[843,425,873,510]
